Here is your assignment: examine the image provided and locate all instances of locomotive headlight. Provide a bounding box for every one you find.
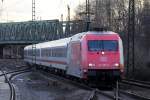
[114,63,119,67]
[83,69,87,73]
[88,63,95,67]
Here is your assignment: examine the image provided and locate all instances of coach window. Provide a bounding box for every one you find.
[47,49,49,56]
[29,50,30,56]
[45,49,47,56]
[24,50,27,56]
[57,48,59,57]
[58,49,61,57]
[29,50,32,56]
[56,48,59,57]
[28,50,30,56]
[55,48,58,57]
[53,49,55,57]
[56,49,58,57]
[49,49,51,57]
[46,48,48,57]
[45,48,47,57]
[41,49,43,56]
[47,48,50,57]
[52,49,53,57]
[42,48,46,57]
[47,48,49,56]
[45,48,48,57]
[50,49,52,57]
[61,49,63,57]
[58,49,60,57]
[61,48,64,57]
[55,49,57,57]
[59,48,62,57]
[44,49,46,57]
[36,49,40,56]
[52,48,55,57]
[27,50,29,56]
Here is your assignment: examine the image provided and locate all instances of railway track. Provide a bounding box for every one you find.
[126,79,150,85]
[38,69,122,100]
[119,79,150,100]
[0,66,116,100]
[38,68,150,100]
[122,79,150,89]
[0,67,31,100]
[1,63,149,100]
[1,70,16,100]
[0,67,30,77]
[119,89,150,100]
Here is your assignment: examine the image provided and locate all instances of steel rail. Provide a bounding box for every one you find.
[1,70,16,100]
[0,67,31,100]
[0,67,30,77]
[121,80,150,89]
[123,79,150,85]
[119,89,150,100]
[38,70,116,100]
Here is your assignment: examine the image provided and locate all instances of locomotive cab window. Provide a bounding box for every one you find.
[88,40,118,51]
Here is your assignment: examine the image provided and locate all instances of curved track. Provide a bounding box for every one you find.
[0,68,31,100]
[37,68,150,100]
[1,63,150,100]
[1,70,16,100]
[119,79,150,100]
[38,69,119,100]
[122,79,150,89]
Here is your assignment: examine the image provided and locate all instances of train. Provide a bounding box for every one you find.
[24,31,124,84]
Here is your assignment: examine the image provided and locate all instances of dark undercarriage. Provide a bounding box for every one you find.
[87,69,121,85]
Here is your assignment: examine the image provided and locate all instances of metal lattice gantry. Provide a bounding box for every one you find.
[32,0,36,21]
[127,0,135,76]
[0,20,87,44]
[0,20,59,44]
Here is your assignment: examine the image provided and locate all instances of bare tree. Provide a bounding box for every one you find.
[73,0,128,33]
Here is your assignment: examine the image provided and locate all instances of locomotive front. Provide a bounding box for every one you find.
[81,31,124,83]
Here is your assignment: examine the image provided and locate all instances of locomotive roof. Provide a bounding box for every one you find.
[87,31,117,34]
[70,31,118,41]
[72,31,118,38]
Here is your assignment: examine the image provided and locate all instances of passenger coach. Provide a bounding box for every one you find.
[24,31,124,83]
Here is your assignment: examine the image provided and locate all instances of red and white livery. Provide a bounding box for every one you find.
[24,31,124,82]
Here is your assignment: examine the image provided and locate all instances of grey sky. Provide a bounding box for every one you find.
[0,0,83,22]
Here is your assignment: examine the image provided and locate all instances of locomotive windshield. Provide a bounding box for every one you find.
[88,40,118,51]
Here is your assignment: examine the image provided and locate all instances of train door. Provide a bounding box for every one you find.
[67,42,82,78]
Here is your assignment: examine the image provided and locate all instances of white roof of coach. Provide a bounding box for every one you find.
[39,37,70,49]
[25,37,71,50]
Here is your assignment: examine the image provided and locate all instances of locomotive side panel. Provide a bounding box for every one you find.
[118,38,124,73]
[67,42,82,78]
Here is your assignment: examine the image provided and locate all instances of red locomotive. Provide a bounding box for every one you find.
[24,31,124,84]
